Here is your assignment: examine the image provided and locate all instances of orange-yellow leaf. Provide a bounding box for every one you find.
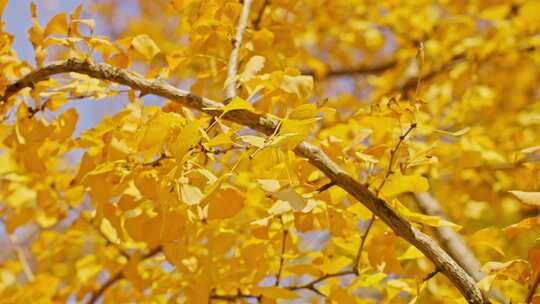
[44,13,68,37]
[207,187,244,220]
[0,0,7,17]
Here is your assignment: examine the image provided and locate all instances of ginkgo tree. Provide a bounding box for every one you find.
[0,0,539,303]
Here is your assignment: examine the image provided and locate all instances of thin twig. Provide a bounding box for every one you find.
[87,246,162,304]
[412,192,508,304]
[423,268,440,282]
[209,292,260,303]
[88,271,123,304]
[289,270,354,296]
[353,214,375,274]
[142,153,172,167]
[7,234,35,282]
[384,44,536,99]
[66,205,130,259]
[224,0,253,100]
[0,58,487,303]
[376,122,417,194]
[275,216,288,286]
[352,123,417,273]
[303,60,397,79]
[89,218,130,259]
[253,0,270,30]
[316,181,335,192]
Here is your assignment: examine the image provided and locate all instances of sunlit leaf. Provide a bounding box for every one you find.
[509,191,540,206]
[131,34,161,60]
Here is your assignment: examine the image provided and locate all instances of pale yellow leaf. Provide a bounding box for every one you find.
[509,190,540,206]
[281,75,313,98]
[257,179,281,192]
[273,186,306,211]
[181,184,203,205]
[131,34,160,60]
[239,55,265,82]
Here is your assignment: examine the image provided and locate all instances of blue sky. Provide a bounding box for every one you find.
[5,1,75,61]
[4,0,129,136]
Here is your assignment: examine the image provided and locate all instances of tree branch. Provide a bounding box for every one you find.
[87,246,162,304]
[1,58,487,304]
[209,292,260,303]
[289,270,354,296]
[353,214,375,274]
[224,0,253,100]
[7,234,35,282]
[275,216,288,286]
[253,0,270,30]
[353,123,416,273]
[303,60,397,79]
[412,192,508,303]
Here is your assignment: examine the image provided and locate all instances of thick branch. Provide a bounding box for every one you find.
[413,192,507,304]
[224,0,253,99]
[1,58,486,304]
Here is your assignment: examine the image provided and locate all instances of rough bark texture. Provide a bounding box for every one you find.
[413,192,508,303]
[0,58,488,304]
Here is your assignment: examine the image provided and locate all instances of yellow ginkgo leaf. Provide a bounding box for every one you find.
[170,121,201,161]
[398,245,424,260]
[72,19,96,35]
[53,108,78,141]
[256,179,281,192]
[181,184,203,205]
[44,13,68,37]
[289,103,317,120]
[239,135,266,148]
[277,118,318,148]
[207,187,244,220]
[239,55,265,82]
[391,199,461,229]
[131,34,161,60]
[509,190,540,206]
[273,186,306,211]
[281,75,313,98]
[221,96,254,115]
[380,175,429,197]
